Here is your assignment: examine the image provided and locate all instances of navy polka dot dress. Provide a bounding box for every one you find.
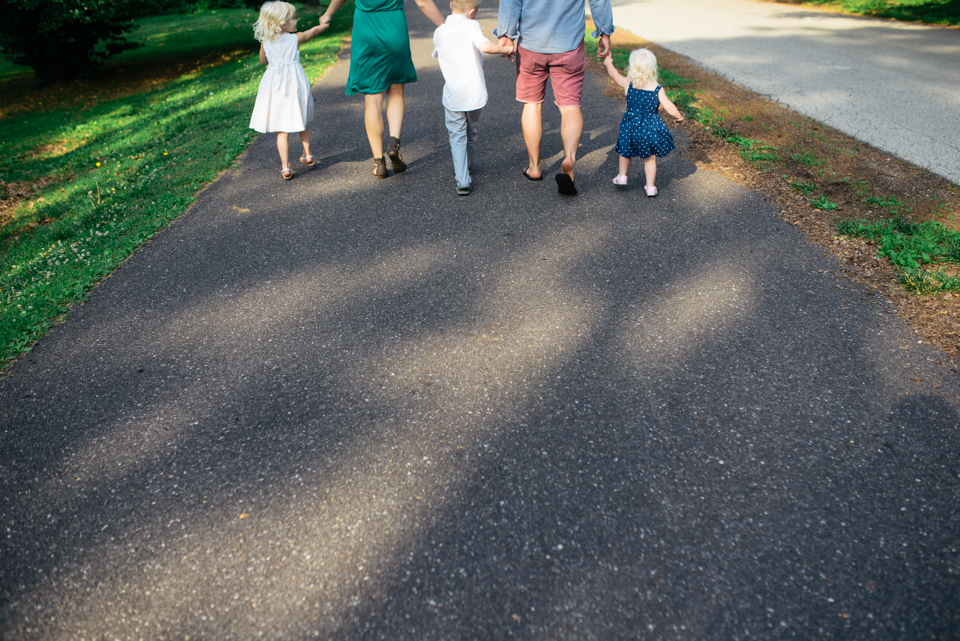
[616,84,675,159]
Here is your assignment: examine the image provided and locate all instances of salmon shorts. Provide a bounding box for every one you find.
[515,42,586,107]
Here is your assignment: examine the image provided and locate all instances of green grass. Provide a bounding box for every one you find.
[836,217,960,292]
[866,193,908,214]
[0,4,351,365]
[810,194,839,210]
[791,151,823,167]
[790,180,817,195]
[728,136,779,163]
[785,0,960,26]
[0,8,264,82]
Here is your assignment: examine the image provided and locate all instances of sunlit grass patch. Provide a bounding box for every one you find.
[777,0,960,26]
[0,4,352,366]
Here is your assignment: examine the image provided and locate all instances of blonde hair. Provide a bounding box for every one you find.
[626,48,658,90]
[451,0,481,12]
[253,1,296,42]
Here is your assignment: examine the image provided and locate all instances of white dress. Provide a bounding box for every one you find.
[249,33,315,133]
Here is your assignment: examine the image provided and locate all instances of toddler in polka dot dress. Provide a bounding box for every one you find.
[604,49,684,196]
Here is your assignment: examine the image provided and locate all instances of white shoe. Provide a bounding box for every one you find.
[612,175,627,186]
[644,185,657,197]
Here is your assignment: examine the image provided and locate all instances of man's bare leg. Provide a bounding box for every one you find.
[521,102,543,179]
[558,105,583,180]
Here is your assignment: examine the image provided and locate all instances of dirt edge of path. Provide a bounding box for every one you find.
[589,25,960,362]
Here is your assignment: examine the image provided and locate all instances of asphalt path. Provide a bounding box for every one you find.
[2,4,960,639]
[608,0,960,186]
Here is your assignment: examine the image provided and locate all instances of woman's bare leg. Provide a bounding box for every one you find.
[385,83,405,140]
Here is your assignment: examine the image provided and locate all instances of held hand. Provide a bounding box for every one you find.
[319,15,331,26]
[498,36,515,60]
[597,34,612,58]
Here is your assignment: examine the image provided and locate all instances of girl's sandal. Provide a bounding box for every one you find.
[372,157,388,179]
[299,155,314,167]
[386,136,407,173]
[282,168,295,180]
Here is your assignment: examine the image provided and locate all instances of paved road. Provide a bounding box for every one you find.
[608,0,960,186]
[2,4,960,639]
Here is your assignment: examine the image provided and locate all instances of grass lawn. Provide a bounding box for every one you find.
[0,3,352,367]
[772,0,960,26]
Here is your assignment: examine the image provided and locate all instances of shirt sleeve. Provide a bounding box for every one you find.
[493,0,521,39]
[588,0,615,39]
[469,21,489,50]
[431,28,440,58]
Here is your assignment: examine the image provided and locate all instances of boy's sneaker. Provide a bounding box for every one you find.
[644,185,658,197]
[612,175,627,186]
[457,185,471,196]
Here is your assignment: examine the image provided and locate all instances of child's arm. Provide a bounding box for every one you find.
[478,40,514,57]
[603,56,630,90]
[297,20,330,45]
[259,42,268,65]
[657,87,685,124]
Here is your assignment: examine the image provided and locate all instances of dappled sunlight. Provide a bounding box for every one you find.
[614,260,757,373]
[46,240,459,490]
[349,223,611,413]
[576,144,616,181]
[22,225,618,638]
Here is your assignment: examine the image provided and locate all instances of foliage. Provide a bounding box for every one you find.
[776,0,960,26]
[0,0,142,83]
[810,195,839,210]
[138,0,265,16]
[791,151,823,167]
[0,6,351,365]
[835,217,960,292]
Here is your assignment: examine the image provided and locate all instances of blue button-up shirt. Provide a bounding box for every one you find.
[494,0,615,54]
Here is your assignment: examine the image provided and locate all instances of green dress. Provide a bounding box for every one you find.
[347,0,418,95]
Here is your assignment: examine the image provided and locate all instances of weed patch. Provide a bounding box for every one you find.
[791,151,823,167]
[836,217,960,292]
[811,195,839,210]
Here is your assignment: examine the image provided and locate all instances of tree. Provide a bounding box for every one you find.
[0,0,141,84]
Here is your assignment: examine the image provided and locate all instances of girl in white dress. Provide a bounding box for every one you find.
[250,1,329,180]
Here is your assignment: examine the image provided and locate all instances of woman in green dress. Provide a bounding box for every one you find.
[320,0,444,178]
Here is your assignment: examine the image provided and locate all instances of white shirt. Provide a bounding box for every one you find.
[432,14,490,112]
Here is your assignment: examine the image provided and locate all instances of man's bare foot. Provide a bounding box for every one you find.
[524,164,542,180]
[560,157,575,181]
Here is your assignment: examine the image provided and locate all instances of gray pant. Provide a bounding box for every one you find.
[444,107,482,188]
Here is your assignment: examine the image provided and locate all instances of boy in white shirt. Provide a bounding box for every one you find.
[432,0,514,195]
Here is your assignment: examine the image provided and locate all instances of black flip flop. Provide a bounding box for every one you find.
[523,168,543,181]
[555,173,577,196]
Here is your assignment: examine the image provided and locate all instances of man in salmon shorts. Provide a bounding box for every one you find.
[495,0,614,195]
